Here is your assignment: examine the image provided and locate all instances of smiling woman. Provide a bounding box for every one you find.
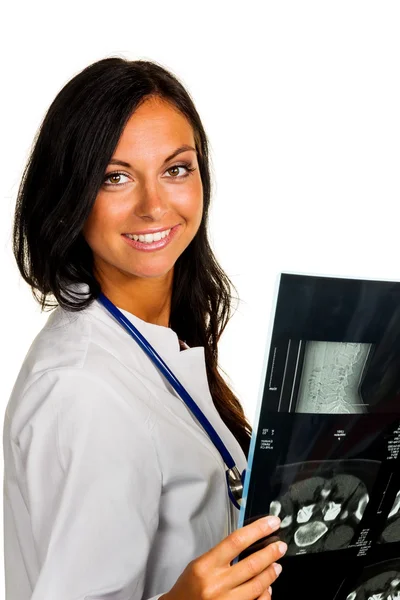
[4,57,286,600]
[82,96,204,323]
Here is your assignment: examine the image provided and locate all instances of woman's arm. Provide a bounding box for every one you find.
[10,367,165,600]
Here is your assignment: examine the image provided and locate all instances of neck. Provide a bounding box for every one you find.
[95,265,174,328]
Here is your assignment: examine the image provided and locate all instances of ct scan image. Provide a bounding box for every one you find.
[379,490,400,545]
[344,559,400,600]
[268,459,381,556]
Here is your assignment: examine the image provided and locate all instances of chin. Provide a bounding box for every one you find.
[125,265,175,279]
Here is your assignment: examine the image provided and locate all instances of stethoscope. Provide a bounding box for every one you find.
[97,292,246,510]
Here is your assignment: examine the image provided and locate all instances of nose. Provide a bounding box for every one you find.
[134,179,169,221]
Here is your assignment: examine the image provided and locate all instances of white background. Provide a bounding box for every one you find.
[1,1,400,593]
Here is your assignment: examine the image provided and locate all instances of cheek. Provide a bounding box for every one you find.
[83,195,130,241]
[173,178,203,221]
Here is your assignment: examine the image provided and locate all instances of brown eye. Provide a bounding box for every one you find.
[165,164,195,179]
[102,172,130,187]
[167,166,181,177]
[109,174,122,184]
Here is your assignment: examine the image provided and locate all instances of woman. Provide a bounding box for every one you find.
[3,57,287,600]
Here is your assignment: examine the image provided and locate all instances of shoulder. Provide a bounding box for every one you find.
[5,301,156,443]
[12,304,94,379]
[9,298,155,388]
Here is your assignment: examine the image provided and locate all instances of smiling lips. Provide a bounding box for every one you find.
[122,224,179,252]
[124,228,172,243]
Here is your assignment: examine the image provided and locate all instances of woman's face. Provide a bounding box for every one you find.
[83,96,203,286]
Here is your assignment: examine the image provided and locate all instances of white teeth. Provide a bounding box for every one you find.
[125,229,171,243]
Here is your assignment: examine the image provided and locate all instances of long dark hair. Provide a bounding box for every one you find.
[13,56,252,456]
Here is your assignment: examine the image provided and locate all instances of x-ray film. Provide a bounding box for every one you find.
[237,273,400,600]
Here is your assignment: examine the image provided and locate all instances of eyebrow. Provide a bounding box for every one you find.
[108,145,197,169]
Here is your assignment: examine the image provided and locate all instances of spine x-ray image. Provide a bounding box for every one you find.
[296,341,372,414]
[261,273,400,414]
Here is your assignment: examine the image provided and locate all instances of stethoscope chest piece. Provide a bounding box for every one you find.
[226,466,246,510]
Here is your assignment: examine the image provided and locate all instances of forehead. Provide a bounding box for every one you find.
[118,97,195,149]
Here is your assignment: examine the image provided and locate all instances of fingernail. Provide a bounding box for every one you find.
[268,585,273,595]
[273,563,282,575]
[263,515,280,530]
[278,542,287,554]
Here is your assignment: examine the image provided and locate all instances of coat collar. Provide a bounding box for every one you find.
[61,282,196,360]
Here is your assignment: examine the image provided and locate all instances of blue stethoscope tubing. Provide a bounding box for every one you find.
[97,292,246,510]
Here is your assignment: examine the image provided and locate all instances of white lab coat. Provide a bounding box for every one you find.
[3,291,248,600]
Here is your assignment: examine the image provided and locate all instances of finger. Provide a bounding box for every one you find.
[204,515,282,566]
[257,586,272,600]
[231,562,282,600]
[228,540,287,588]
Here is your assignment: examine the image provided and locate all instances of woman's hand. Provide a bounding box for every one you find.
[160,515,286,599]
